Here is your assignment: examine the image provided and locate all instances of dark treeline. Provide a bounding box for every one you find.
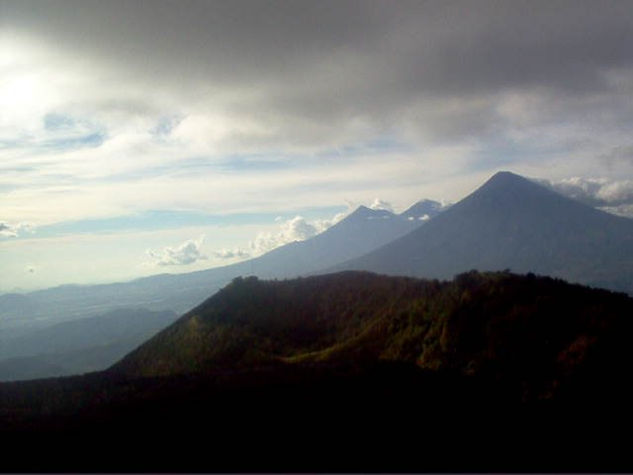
[114,270,633,404]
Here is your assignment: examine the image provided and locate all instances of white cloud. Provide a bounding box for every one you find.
[319,212,347,229]
[600,204,633,218]
[249,216,320,255]
[369,198,394,213]
[147,235,207,266]
[0,146,450,226]
[547,177,607,204]
[0,224,267,292]
[0,221,34,238]
[213,212,349,258]
[546,177,633,217]
[596,180,633,205]
[213,248,251,260]
[0,223,17,238]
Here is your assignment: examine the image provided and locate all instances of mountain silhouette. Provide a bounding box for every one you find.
[332,171,633,293]
[400,199,444,221]
[239,205,422,278]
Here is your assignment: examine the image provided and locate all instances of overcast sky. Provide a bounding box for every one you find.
[2,0,633,291]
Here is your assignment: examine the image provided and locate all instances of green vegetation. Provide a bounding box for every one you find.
[3,270,633,472]
[113,270,633,402]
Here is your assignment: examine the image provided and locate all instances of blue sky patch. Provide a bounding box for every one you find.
[43,113,76,131]
[29,206,347,239]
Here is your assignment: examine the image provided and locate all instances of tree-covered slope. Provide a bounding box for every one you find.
[111,271,633,402]
[3,270,633,472]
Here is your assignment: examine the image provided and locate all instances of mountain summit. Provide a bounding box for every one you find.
[332,171,633,293]
[479,170,528,189]
[243,204,422,279]
[400,199,443,221]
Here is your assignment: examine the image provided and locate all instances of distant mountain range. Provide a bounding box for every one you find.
[4,169,633,382]
[332,172,633,293]
[1,199,439,327]
[224,201,440,280]
[0,200,440,380]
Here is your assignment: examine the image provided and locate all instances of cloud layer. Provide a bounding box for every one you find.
[3,1,633,290]
[545,177,633,217]
[0,221,33,238]
[249,216,333,255]
[369,199,395,213]
[147,236,207,266]
[212,212,347,261]
[3,0,633,228]
[213,248,251,260]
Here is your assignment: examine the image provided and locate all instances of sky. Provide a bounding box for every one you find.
[2,0,633,292]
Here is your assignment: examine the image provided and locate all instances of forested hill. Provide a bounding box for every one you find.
[112,270,633,403]
[4,270,633,472]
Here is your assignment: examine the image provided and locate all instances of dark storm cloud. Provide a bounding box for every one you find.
[10,1,631,87]
[4,0,633,149]
[3,0,396,86]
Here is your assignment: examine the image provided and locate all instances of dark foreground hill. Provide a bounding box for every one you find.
[332,172,633,293]
[112,270,633,402]
[2,271,633,472]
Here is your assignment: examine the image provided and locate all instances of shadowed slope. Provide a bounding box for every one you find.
[111,271,633,405]
[3,271,633,472]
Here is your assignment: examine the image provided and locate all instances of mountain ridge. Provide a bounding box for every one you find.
[0,203,433,324]
[329,171,633,293]
[3,270,633,472]
[110,269,633,400]
[400,198,444,220]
